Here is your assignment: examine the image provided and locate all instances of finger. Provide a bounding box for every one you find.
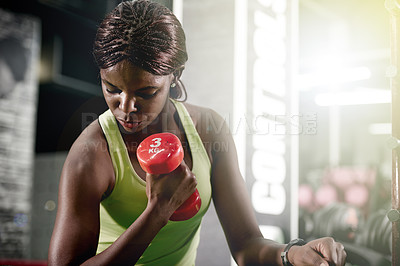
[312,237,338,265]
[289,245,326,266]
[171,161,196,185]
[335,242,346,266]
[174,159,190,173]
[311,251,329,266]
[179,159,188,167]
[145,172,160,183]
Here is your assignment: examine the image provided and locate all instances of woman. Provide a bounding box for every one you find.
[48,1,346,265]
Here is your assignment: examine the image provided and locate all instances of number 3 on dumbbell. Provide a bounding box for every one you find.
[150,138,162,148]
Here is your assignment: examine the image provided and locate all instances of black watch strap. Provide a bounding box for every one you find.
[281,238,306,266]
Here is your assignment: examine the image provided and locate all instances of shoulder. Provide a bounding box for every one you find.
[180,102,231,158]
[61,119,114,196]
[180,102,226,133]
[69,119,109,164]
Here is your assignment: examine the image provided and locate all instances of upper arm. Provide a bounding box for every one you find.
[48,122,114,265]
[206,110,263,258]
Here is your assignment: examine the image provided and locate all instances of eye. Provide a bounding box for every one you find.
[137,90,158,99]
[102,80,121,94]
[106,88,121,94]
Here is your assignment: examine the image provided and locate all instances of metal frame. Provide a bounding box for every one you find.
[386,0,400,265]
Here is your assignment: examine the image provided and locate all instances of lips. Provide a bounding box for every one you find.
[118,119,141,129]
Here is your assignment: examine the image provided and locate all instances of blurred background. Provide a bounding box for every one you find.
[0,0,393,265]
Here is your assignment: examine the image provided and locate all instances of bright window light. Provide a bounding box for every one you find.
[368,123,391,135]
[299,66,372,89]
[315,88,391,106]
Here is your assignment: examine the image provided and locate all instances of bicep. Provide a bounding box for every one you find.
[209,114,263,256]
[49,194,100,265]
[48,142,111,265]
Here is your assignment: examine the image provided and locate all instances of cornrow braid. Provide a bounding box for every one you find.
[93,0,188,100]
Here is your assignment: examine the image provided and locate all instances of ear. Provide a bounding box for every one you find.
[173,66,185,81]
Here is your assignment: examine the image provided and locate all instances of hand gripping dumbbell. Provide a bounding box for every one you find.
[137,133,201,221]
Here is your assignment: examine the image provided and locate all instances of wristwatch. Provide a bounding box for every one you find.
[281,238,306,266]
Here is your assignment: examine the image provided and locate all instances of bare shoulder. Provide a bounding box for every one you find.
[181,102,231,162]
[72,119,108,155]
[62,119,114,197]
[68,119,108,164]
[181,102,226,134]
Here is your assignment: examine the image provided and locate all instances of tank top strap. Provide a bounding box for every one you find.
[170,99,211,170]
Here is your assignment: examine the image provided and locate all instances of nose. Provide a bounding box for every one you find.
[119,92,138,113]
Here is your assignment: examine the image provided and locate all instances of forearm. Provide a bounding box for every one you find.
[81,202,169,266]
[235,237,346,266]
[234,238,285,266]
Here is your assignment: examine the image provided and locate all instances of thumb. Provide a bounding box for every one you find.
[145,172,160,182]
[172,159,189,174]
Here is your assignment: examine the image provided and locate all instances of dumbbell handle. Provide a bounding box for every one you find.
[137,133,201,221]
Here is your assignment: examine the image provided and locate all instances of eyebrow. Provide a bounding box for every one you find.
[101,79,159,91]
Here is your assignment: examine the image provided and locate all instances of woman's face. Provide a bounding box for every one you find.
[100,60,173,134]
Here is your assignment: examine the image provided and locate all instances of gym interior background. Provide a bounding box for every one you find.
[0,0,392,265]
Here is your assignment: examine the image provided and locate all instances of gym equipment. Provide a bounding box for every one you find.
[311,203,363,243]
[137,133,201,221]
[386,0,400,263]
[355,209,392,255]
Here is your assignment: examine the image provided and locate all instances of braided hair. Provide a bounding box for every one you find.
[93,0,188,100]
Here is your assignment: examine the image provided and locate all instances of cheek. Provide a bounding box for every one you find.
[141,100,163,117]
[141,94,168,118]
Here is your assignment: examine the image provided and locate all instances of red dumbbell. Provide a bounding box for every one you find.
[137,133,201,221]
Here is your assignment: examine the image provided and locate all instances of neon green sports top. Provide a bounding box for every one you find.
[96,99,212,266]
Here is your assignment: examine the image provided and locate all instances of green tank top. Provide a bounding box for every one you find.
[96,99,212,266]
